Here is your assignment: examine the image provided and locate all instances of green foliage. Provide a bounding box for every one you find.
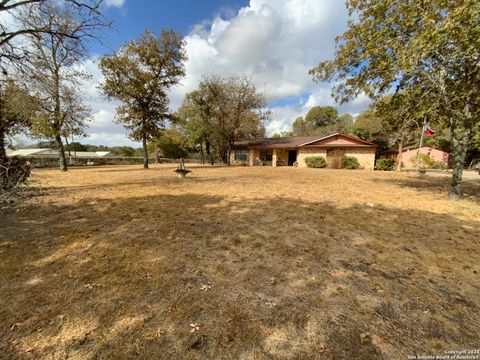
[100,29,186,143]
[375,159,396,171]
[65,142,88,151]
[305,106,338,127]
[304,156,327,168]
[342,156,360,169]
[109,146,143,157]
[310,0,480,198]
[351,110,388,149]
[176,75,268,164]
[432,161,447,170]
[373,92,423,154]
[292,116,315,136]
[271,131,293,138]
[335,113,354,134]
[153,133,188,159]
[423,129,451,152]
[410,153,435,169]
[292,110,354,137]
[99,29,187,168]
[35,140,57,148]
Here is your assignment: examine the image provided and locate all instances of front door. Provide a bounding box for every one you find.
[288,150,297,166]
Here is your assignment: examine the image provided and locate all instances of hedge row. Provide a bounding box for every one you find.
[304,155,360,169]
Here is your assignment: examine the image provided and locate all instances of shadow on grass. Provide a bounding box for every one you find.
[79,164,230,173]
[1,192,479,359]
[380,175,480,202]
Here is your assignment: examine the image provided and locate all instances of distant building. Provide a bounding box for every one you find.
[7,148,111,158]
[381,146,451,168]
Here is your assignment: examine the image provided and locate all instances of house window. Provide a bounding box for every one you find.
[260,150,273,162]
[235,150,248,161]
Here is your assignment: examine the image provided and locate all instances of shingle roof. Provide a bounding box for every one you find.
[233,136,322,149]
[233,133,377,149]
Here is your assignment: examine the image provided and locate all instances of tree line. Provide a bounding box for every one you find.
[272,99,479,173]
[1,0,268,171]
[309,0,480,200]
[0,0,108,171]
[1,0,478,198]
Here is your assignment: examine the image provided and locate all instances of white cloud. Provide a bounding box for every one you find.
[105,0,125,8]
[167,0,370,136]
[76,0,371,145]
[72,58,137,146]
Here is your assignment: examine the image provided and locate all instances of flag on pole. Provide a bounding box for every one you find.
[425,125,435,137]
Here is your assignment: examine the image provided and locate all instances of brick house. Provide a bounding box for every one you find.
[231,133,378,169]
[381,146,451,168]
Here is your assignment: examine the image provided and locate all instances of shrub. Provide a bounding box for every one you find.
[431,161,447,170]
[410,153,434,169]
[304,156,327,168]
[342,156,360,169]
[0,157,31,191]
[376,159,396,171]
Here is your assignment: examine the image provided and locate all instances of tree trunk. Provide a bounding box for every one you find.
[0,128,7,161]
[199,142,205,164]
[205,139,214,165]
[55,135,68,171]
[221,148,228,165]
[142,134,149,169]
[396,135,404,172]
[448,121,471,200]
[227,148,231,166]
[64,135,71,157]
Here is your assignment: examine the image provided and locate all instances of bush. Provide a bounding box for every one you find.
[431,161,447,170]
[410,153,434,169]
[0,157,31,191]
[376,158,396,171]
[342,156,360,169]
[305,156,327,168]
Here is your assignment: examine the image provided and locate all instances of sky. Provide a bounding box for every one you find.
[73,0,372,147]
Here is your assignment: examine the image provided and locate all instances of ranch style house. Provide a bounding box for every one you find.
[231,133,378,169]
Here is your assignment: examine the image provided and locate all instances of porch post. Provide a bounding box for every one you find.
[272,149,277,167]
[249,149,254,166]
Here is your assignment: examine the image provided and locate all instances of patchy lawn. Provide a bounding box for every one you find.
[1,165,479,359]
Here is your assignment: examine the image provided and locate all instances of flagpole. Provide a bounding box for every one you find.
[415,117,427,174]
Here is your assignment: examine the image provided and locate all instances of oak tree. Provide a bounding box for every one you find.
[305,106,338,128]
[176,76,269,165]
[99,29,187,169]
[311,0,480,199]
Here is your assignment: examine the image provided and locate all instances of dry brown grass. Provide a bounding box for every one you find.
[1,164,479,359]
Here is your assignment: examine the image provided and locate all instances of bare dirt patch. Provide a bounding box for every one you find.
[1,165,479,359]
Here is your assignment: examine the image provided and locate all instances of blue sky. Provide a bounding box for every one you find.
[74,0,372,147]
[94,0,249,54]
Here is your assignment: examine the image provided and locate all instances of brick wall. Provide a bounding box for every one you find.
[344,148,376,170]
[232,147,376,169]
[297,148,327,167]
[298,148,375,169]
